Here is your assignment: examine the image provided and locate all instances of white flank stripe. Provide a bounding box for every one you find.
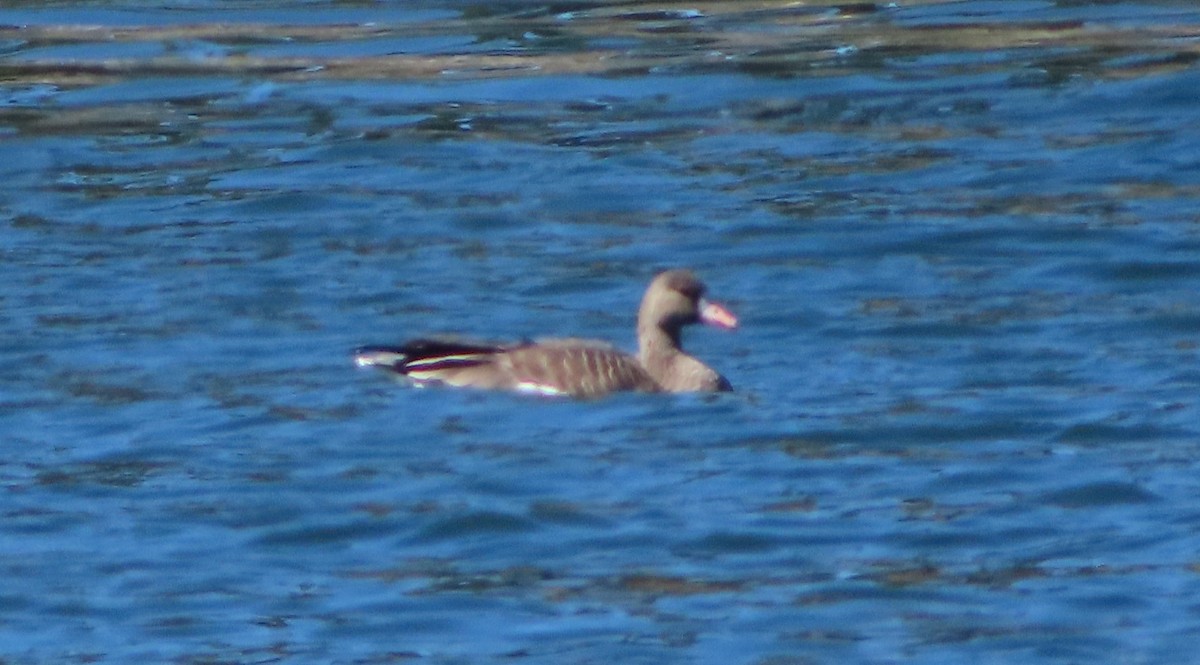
[514,381,565,396]
[405,353,486,368]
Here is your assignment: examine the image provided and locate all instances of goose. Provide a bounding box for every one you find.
[354,269,736,398]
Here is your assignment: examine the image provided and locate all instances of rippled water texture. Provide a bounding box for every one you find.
[4,1,1200,663]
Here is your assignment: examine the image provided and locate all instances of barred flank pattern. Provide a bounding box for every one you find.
[356,340,661,398]
[500,344,662,398]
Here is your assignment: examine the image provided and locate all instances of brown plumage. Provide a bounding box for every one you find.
[354,270,737,398]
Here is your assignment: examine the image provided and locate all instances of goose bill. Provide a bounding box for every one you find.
[699,300,738,329]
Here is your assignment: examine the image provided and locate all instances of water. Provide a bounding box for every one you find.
[3,1,1200,663]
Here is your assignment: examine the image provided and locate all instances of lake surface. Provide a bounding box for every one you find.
[4,1,1200,663]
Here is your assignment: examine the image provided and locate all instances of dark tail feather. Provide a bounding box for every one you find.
[353,339,506,374]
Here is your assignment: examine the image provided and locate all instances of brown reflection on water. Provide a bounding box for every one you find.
[1,3,1198,87]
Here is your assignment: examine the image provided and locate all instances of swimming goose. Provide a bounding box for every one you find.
[354,269,736,398]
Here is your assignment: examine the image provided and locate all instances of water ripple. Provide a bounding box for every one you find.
[4,1,1200,663]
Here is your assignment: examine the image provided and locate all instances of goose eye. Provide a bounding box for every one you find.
[673,282,702,300]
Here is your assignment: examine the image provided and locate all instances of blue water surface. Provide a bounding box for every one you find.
[3,1,1200,663]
